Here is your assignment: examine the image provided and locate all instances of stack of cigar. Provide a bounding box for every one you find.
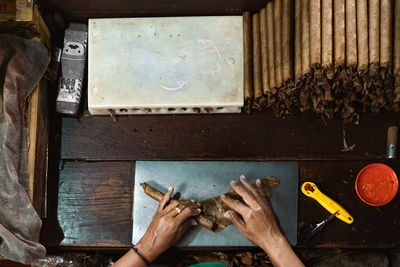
[244,0,400,123]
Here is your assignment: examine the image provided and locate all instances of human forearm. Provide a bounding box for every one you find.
[113,249,148,267]
[260,234,304,267]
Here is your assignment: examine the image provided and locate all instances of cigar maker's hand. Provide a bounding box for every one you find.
[221,175,282,249]
[135,186,201,263]
[221,175,304,267]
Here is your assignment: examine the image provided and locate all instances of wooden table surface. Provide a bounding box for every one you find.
[40,110,400,249]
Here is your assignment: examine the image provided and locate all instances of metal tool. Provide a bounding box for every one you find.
[301,182,354,224]
[387,126,398,159]
[299,211,338,245]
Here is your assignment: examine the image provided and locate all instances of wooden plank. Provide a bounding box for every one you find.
[61,111,398,161]
[299,161,399,248]
[27,81,48,218]
[41,161,134,247]
[42,0,267,21]
[41,160,399,248]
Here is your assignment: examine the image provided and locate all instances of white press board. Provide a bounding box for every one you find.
[88,17,244,115]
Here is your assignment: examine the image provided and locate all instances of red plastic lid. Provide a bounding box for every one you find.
[355,163,398,206]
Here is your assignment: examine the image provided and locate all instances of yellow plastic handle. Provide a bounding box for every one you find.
[301,182,354,224]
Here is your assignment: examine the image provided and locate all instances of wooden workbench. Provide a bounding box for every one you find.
[40,110,400,250]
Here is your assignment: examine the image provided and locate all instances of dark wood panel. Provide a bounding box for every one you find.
[61,111,398,161]
[42,160,399,248]
[299,161,399,248]
[41,161,134,247]
[40,0,268,22]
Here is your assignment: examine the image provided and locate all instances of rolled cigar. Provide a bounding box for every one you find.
[274,0,283,86]
[282,0,293,82]
[140,182,215,231]
[395,0,400,75]
[369,0,380,64]
[260,8,270,94]
[380,0,392,68]
[243,11,254,109]
[309,0,321,66]
[394,0,400,104]
[301,0,311,74]
[294,0,302,80]
[333,0,345,68]
[321,0,333,67]
[346,0,357,66]
[253,13,263,101]
[266,1,277,89]
[357,0,369,70]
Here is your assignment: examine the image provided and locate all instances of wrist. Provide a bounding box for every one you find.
[260,232,288,255]
[135,239,160,263]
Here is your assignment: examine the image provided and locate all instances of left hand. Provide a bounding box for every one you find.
[135,186,201,263]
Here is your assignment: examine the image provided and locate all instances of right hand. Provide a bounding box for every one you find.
[220,175,283,250]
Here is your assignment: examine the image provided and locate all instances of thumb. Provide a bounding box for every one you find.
[224,210,245,231]
[175,219,197,242]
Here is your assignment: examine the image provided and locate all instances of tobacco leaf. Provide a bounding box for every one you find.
[200,176,280,232]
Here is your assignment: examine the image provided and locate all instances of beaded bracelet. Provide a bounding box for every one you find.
[131,245,150,265]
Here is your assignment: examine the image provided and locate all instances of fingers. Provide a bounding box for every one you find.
[175,219,197,241]
[221,194,249,216]
[175,204,202,225]
[230,179,258,208]
[223,210,245,232]
[241,176,267,206]
[158,186,174,211]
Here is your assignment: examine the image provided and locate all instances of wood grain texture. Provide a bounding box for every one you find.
[43,162,134,247]
[299,161,399,248]
[42,160,400,248]
[40,0,268,21]
[61,111,398,161]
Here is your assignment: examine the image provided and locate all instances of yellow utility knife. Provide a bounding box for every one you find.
[301,182,354,224]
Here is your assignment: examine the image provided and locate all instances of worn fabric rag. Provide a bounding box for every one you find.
[0,34,50,263]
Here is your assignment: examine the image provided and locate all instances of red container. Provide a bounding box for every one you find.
[355,163,398,206]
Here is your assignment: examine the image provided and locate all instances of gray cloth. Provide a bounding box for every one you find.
[0,34,50,263]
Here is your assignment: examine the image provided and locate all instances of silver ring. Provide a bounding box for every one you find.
[175,207,182,214]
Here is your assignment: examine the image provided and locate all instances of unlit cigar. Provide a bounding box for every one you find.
[294,0,302,81]
[260,8,270,95]
[281,0,293,82]
[253,12,263,102]
[301,0,310,74]
[140,182,215,231]
[357,0,369,70]
[345,0,357,67]
[321,0,333,68]
[380,0,392,68]
[274,0,283,86]
[309,0,321,66]
[369,0,380,64]
[387,126,398,159]
[266,1,277,89]
[395,0,400,75]
[243,11,254,110]
[333,0,345,68]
